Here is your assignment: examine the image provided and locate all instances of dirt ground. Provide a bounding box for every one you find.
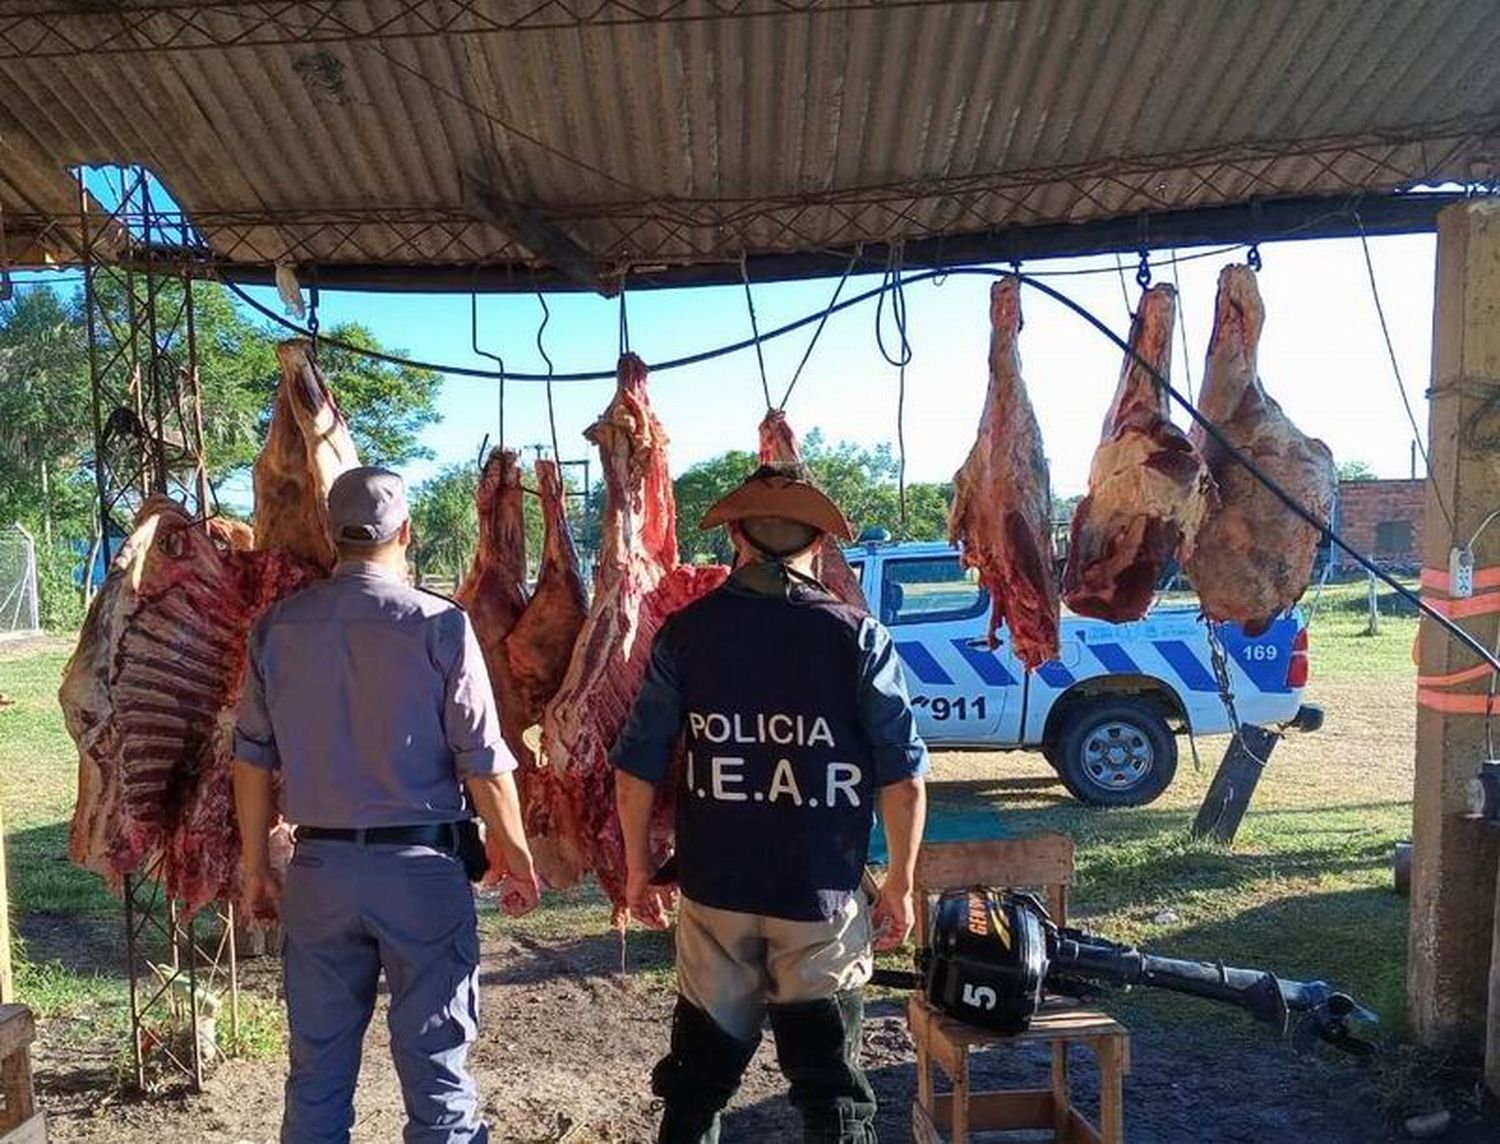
[24,671,1500,1143]
[35,927,1497,1144]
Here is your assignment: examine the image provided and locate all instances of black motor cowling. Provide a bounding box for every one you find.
[922,888,1048,1034]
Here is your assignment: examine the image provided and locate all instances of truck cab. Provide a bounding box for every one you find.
[844,538,1320,806]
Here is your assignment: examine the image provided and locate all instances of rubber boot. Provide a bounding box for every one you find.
[768,990,877,1144]
[651,997,760,1144]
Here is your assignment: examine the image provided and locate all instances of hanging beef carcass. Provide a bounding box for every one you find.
[1063,285,1216,622]
[540,354,729,921]
[458,453,589,886]
[948,279,1059,670]
[456,449,531,762]
[60,499,319,910]
[1184,266,1337,635]
[758,410,869,610]
[62,339,356,913]
[252,339,360,570]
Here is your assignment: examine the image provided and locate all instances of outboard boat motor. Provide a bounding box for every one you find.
[871,888,1377,1057]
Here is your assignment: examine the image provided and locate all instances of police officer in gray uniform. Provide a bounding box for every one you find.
[613,464,929,1144]
[233,466,541,1144]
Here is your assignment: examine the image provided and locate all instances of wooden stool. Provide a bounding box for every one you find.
[904,836,1130,1144]
[0,1005,44,1143]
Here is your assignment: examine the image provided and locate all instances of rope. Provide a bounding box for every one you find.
[617,286,630,356]
[877,246,913,531]
[777,248,860,410]
[1113,252,1133,319]
[739,255,772,411]
[1355,212,1454,532]
[537,293,561,464]
[1170,248,1194,405]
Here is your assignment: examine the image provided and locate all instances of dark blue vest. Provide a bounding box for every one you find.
[662,581,874,921]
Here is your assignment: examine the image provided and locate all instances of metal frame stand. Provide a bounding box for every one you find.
[80,165,214,546]
[122,863,241,1093]
[81,165,234,1092]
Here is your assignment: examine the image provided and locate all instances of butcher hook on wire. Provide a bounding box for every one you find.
[537,292,562,465]
[470,290,506,454]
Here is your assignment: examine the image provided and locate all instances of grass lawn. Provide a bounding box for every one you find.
[0,583,1423,1074]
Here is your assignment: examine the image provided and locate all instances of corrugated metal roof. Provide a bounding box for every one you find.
[1,0,1497,286]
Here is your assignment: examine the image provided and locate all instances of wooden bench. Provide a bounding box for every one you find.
[0,1005,44,1144]
[905,836,1129,1144]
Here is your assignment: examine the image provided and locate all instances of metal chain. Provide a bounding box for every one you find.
[307,283,320,360]
[1205,620,1274,766]
[1246,243,1263,272]
[1135,249,1152,289]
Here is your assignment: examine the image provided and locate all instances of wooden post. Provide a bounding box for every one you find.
[1190,725,1280,844]
[1365,570,1380,636]
[1490,848,1500,1096]
[0,798,12,1005]
[1409,199,1500,1058]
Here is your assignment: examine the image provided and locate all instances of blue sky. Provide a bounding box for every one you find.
[14,230,1437,504]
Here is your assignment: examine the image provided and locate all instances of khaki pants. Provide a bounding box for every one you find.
[675,894,873,1041]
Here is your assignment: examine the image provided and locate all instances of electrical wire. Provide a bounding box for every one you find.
[1356,212,1454,532]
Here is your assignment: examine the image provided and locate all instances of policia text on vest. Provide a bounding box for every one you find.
[686,710,862,809]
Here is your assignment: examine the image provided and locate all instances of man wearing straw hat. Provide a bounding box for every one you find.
[613,461,929,1144]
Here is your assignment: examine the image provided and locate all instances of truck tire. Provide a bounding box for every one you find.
[1052,700,1178,807]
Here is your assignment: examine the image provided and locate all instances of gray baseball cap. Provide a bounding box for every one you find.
[328,466,409,545]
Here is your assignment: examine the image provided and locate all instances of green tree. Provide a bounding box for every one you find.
[1337,459,1376,481]
[0,290,93,543]
[410,464,479,585]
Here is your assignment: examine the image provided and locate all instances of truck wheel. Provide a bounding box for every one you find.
[1053,700,1178,807]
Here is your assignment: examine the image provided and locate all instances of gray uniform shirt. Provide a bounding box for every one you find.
[233,561,515,828]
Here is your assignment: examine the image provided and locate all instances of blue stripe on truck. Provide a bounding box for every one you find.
[950,639,1018,686]
[1090,642,1140,675]
[1154,640,1218,692]
[1035,661,1076,688]
[895,641,954,685]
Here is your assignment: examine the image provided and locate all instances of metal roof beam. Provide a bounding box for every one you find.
[466,176,615,296]
[67,189,1465,294]
[0,0,972,61]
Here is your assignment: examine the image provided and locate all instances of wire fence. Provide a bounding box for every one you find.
[0,525,41,638]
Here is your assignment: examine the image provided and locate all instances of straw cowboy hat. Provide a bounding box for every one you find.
[700,463,855,542]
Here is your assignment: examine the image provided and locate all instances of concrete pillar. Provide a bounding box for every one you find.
[1410,199,1500,1054]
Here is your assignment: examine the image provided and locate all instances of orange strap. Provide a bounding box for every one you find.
[1419,591,1500,619]
[1417,688,1498,715]
[1416,663,1496,688]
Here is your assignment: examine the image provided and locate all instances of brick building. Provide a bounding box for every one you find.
[1333,478,1427,572]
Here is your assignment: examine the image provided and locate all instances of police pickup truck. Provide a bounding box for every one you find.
[846,540,1322,807]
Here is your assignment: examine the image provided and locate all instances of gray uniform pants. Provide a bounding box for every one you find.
[281,838,487,1144]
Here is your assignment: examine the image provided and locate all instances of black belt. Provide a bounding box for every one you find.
[296,823,461,849]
